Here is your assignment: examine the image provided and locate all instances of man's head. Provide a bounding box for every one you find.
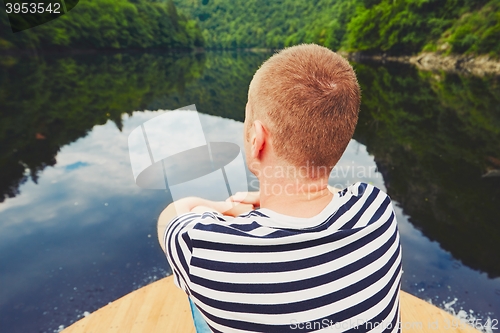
[244,44,360,181]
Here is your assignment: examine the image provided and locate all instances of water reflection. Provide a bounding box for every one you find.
[0,51,205,203]
[0,115,166,333]
[353,62,500,278]
[128,108,248,201]
[0,52,499,332]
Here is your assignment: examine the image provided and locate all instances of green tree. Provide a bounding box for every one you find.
[172,0,499,55]
[441,0,500,55]
[0,0,204,51]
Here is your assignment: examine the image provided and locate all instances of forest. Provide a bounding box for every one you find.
[0,0,204,51]
[174,0,500,55]
[2,0,498,55]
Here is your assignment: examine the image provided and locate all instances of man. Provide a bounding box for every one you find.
[158,44,402,332]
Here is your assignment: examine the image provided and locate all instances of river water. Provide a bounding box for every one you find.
[0,51,499,333]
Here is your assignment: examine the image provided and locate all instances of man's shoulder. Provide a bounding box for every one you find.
[334,182,395,228]
[340,182,388,198]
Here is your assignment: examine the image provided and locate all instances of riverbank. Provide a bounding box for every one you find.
[409,53,500,76]
[345,51,500,76]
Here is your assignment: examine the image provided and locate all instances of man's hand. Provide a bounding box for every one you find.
[226,191,260,208]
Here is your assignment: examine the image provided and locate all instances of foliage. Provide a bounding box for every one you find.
[345,0,489,54]
[0,0,203,51]
[2,0,497,54]
[440,0,500,55]
[343,0,498,55]
[174,0,499,55]
[173,0,359,50]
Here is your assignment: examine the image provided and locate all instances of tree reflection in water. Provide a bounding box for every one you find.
[0,52,205,203]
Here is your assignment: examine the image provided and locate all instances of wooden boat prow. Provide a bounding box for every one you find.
[62,276,480,333]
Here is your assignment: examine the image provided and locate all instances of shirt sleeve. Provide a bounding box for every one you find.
[164,211,224,294]
[164,212,198,293]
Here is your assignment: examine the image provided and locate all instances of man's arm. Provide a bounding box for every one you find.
[157,197,253,252]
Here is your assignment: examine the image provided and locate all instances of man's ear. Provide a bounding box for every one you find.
[251,120,267,159]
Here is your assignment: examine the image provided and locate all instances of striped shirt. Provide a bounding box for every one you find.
[165,182,402,333]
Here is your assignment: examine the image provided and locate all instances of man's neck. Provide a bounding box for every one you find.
[259,177,334,218]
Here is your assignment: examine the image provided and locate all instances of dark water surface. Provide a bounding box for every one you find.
[0,51,499,333]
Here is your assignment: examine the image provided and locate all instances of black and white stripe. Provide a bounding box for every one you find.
[166,182,402,332]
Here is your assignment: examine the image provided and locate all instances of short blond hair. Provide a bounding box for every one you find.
[249,44,360,177]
